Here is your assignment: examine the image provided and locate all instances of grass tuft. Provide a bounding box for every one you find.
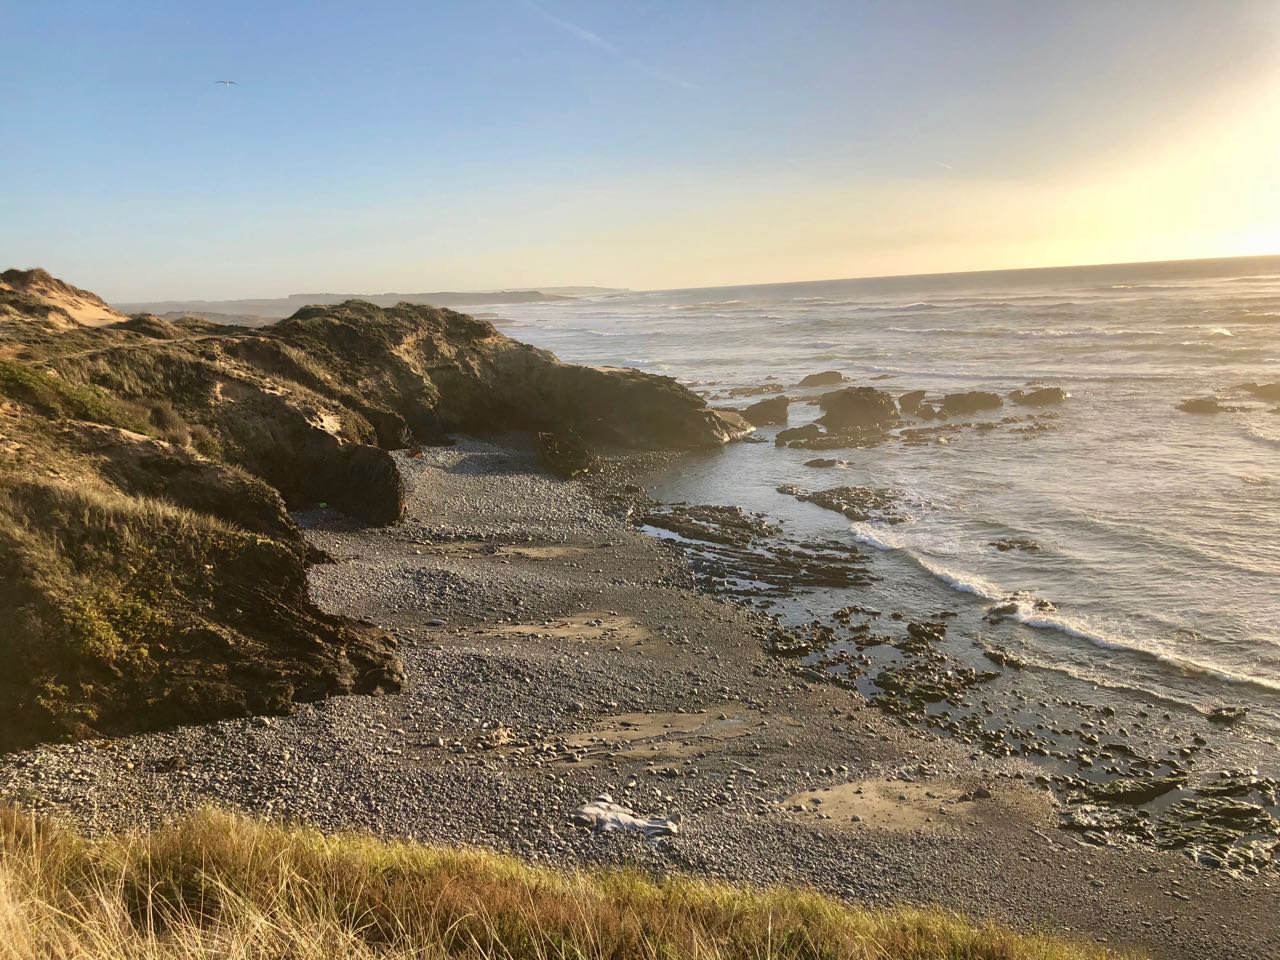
[0,807,1140,960]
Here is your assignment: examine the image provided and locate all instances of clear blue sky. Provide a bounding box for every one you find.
[3,1,1278,299]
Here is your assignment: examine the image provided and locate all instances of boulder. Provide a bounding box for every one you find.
[538,431,602,479]
[742,394,791,426]
[1009,386,1068,407]
[798,370,847,388]
[815,386,899,432]
[939,391,1003,415]
[898,390,927,416]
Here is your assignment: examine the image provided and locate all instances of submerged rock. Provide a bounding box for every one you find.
[1009,386,1069,406]
[989,537,1041,552]
[726,383,785,398]
[1177,397,1238,414]
[742,394,791,426]
[1240,381,1280,401]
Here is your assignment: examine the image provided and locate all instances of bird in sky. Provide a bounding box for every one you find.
[214,79,238,86]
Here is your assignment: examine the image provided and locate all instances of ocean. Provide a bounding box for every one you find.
[497,255,1280,777]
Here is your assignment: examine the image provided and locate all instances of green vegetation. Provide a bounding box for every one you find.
[0,807,1138,960]
[0,359,149,433]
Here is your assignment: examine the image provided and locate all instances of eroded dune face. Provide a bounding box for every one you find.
[1,268,128,328]
[0,269,749,749]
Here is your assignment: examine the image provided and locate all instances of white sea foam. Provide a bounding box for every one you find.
[847,523,1280,695]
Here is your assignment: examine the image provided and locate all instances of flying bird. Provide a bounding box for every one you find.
[214,79,238,85]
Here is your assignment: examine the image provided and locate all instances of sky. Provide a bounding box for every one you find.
[2,0,1279,300]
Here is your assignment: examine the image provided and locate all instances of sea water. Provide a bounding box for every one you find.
[499,255,1280,763]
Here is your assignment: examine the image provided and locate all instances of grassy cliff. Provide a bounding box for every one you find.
[0,270,748,750]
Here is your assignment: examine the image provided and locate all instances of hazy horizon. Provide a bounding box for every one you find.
[91,251,1280,308]
[4,1,1279,300]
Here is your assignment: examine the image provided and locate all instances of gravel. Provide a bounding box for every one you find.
[1,439,1276,960]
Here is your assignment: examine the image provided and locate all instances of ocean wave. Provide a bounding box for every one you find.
[847,522,1280,696]
[1243,424,1280,449]
[670,299,748,311]
[1088,283,1196,292]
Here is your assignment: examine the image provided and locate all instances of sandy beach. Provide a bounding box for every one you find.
[3,439,1276,959]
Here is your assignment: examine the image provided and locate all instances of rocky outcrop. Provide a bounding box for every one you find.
[1009,387,1068,407]
[0,270,749,748]
[940,391,1003,415]
[0,415,404,752]
[816,386,899,432]
[742,395,790,426]
[798,371,847,387]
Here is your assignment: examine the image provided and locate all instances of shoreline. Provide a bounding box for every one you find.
[2,438,1278,958]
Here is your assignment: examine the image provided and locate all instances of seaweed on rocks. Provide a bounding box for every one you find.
[778,484,907,523]
[637,503,875,599]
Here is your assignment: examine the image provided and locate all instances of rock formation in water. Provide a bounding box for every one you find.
[0,269,748,749]
[742,395,791,425]
[797,370,847,387]
[815,386,899,432]
[939,391,1003,415]
[1009,387,1068,407]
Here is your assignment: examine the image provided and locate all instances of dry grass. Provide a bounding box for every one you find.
[0,808,1139,960]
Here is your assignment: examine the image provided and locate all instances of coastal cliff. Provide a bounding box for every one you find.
[0,269,749,750]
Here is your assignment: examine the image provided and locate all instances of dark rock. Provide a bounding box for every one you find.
[779,484,904,523]
[1071,774,1185,806]
[742,395,791,426]
[1009,387,1068,406]
[803,458,845,468]
[1207,705,1249,725]
[774,423,823,444]
[988,537,1040,552]
[939,391,1003,415]
[897,390,927,416]
[815,387,899,432]
[538,432,602,479]
[798,370,847,387]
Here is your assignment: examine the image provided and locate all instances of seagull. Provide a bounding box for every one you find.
[215,79,238,86]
